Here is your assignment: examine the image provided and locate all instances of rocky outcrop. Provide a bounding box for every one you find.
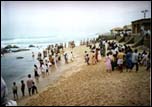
[29,45,35,47]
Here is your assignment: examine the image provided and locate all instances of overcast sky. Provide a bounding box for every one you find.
[1,1,151,39]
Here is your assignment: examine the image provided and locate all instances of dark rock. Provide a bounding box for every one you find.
[29,45,35,47]
[4,45,19,49]
[1,48,10,54]
[16,57,24,59]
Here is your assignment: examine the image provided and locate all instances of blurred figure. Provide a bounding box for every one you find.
[1,76,17,106]
[32,82,38,95]
[21,80,25,97]
[85,54,90,65]
[26,74,34,96]
[32,52,35,58]
[12,82,18,100]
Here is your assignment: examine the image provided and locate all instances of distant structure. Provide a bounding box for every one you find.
[123,25,132,35]
[110,27,123,36]
[141,10,148,19]
[132,18,151,36]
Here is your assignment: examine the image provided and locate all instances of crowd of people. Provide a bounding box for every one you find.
[10,43,75,100]
[3,39,151,102]
[12,74,38,100]
[84,40,151,73]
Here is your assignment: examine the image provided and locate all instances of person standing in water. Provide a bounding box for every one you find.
[34,64,39,82]
[32,52,34,58]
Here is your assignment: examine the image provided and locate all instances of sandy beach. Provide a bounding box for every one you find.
[2,1,151,106]
[15,43,151,106]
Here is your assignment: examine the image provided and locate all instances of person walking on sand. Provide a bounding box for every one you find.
[141,52,148,66]
[117,49,125,73]
[12,82,18,100]
[39,58,44,68]
[64,52,68,64]
[109,52,115,71]
[26,74,34,96]
[84,51,88,63]
[54,54,58,69]
[34,64,39,82]
[95,48,99,62]
[105,53,112,72]
[85,54,90,65]
[131,49,139,72]
[21,80,25,97]
[48,60,52,68]
[45,64,49,75]
[92,51,97,65]
[41,64,46,77]
[99,40,103,57]
[32,82,38,95]
[70,51,74,62]
[125,49,133,72]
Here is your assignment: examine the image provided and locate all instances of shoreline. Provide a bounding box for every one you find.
[17,45,88,106]
[3,40,150,106]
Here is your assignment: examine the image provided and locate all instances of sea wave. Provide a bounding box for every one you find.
[1,36,81,48]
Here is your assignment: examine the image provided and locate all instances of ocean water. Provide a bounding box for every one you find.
[1,48,41,96]
[1,36,81,48]
[1,35,98,99]
[1,36,87,98]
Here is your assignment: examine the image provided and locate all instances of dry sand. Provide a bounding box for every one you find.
[17,45,151,106]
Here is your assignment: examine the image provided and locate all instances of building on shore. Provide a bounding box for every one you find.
[129,18,151,48]
[110,27,123,36]
[132,18,151,36]
[123,24,132,35]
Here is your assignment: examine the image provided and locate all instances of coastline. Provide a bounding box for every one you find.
[15,43,151,106]
[17,45,89,105]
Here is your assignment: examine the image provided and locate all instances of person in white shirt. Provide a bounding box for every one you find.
[54,54,58,69]
[12,82,18,100]
[131,49,139,72]
[102,40,105,45]
[111,49,116,55]
[41,64,46,77]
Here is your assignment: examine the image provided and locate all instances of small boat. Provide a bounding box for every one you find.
[16,57,24,59]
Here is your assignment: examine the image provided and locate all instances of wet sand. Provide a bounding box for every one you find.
[17,45,151,106]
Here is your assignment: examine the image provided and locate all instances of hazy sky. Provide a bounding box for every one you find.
[1,1,151,39]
